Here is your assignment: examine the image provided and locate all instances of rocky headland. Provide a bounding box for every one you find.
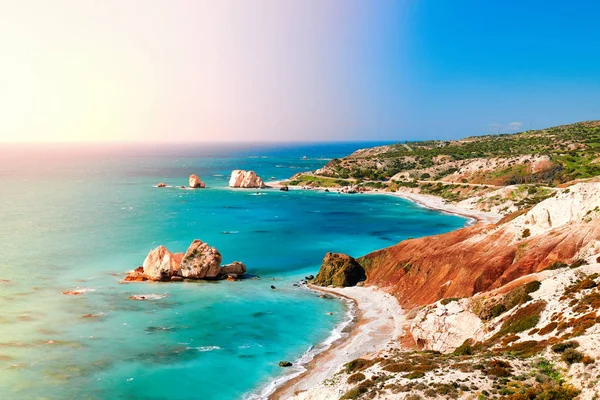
[124,239,246,282]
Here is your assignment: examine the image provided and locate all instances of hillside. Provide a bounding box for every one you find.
[313,121,600,186]
[285,121,600,215]
[297,182,600,400]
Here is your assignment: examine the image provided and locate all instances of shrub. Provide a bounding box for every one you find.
[499,301,546,335]
[561,349,584,364]
[344,358,371,373]
[347,372,366,384]
[522,228,531,238]
[440,297,460,305]
[538,322,558,335]
[569,259,588,269]
[551,341,579,353]
[545,261,568,270]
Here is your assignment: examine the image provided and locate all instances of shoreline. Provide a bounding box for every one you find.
[268,285,404,400]
[257,178,498,399]
[267,180,501,225]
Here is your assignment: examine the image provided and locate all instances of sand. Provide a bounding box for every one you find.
[269,286,404,400]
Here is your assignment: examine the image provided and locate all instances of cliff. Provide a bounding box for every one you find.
[359,182,600,308]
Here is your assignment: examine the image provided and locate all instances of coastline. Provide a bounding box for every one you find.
[268,285,404,400]
[267,180,502,225]
[256,180,502,399]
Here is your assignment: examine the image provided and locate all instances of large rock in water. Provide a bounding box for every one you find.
[221,261,246,276]
[189,174,206,188]
[312,252,366,287]
[179,240,222,279]
[228,170,266,188]
[142,246,184,281]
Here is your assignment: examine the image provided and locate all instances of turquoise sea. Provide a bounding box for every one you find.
[0,143,467,399]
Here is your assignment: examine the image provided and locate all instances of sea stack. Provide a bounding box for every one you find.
[228,170,267,188]
[124,240,246,282]
[189,174,206,188]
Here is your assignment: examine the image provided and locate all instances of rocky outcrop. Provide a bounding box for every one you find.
[179,240,222,279]
[157,182,167,188]
[312,252,366,287]
[359,182,600,308]
[410,299,483,353]
[141,245,184,281]
[220,261,246,276]
[189,174,206,188]
[125,240,246,282]
[228,170,267,188]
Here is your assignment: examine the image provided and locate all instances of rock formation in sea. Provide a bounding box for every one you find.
[157,182,167,188]
[124,239,246,282]
[189,174,206,188]
[141,245,184,281]
[179,240,222,279]
[228,170,267,188]
[312,252,366,287]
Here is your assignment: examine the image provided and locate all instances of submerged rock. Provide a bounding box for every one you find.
[179,240,222,279]
[278,361,292,367]
[228,170,267,188]
[312,252,366,287]
[189,174,206,188]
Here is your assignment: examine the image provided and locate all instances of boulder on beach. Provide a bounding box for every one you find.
[221,261,246,276]
[280,185,289,192]
[179,240,222,279]
[228,170,267,188]
[312,252,366,287]
[189,174,206,188]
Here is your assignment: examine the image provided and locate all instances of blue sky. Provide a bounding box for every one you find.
[1,0,598,142]
[400,0,600,139]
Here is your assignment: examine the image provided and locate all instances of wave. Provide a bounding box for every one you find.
[186,346,221,352]
[244,290,356,400]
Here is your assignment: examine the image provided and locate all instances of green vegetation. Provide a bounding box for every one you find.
[287,174,348,187]
[476,281,541,321]
[497,301,546,335]
[313,121,600,185]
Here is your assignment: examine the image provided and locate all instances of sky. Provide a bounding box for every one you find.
[0,0,599,143]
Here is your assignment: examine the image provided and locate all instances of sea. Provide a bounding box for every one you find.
[0,142,467,399]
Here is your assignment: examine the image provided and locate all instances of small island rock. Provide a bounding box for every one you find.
[189,174,206,188]
[157,182,167,188]
[228,170,267,188]
[279,361,292,367]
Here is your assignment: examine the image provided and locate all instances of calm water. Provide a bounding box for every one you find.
[0,142,466,399]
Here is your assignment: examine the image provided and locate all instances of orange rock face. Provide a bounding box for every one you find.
[360,220,600,308]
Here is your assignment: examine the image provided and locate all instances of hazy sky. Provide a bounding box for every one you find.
[0,1,599,143]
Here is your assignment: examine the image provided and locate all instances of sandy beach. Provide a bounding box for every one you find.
[269,286,404,400]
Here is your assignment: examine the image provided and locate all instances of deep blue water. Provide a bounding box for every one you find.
[0,142,466,399]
